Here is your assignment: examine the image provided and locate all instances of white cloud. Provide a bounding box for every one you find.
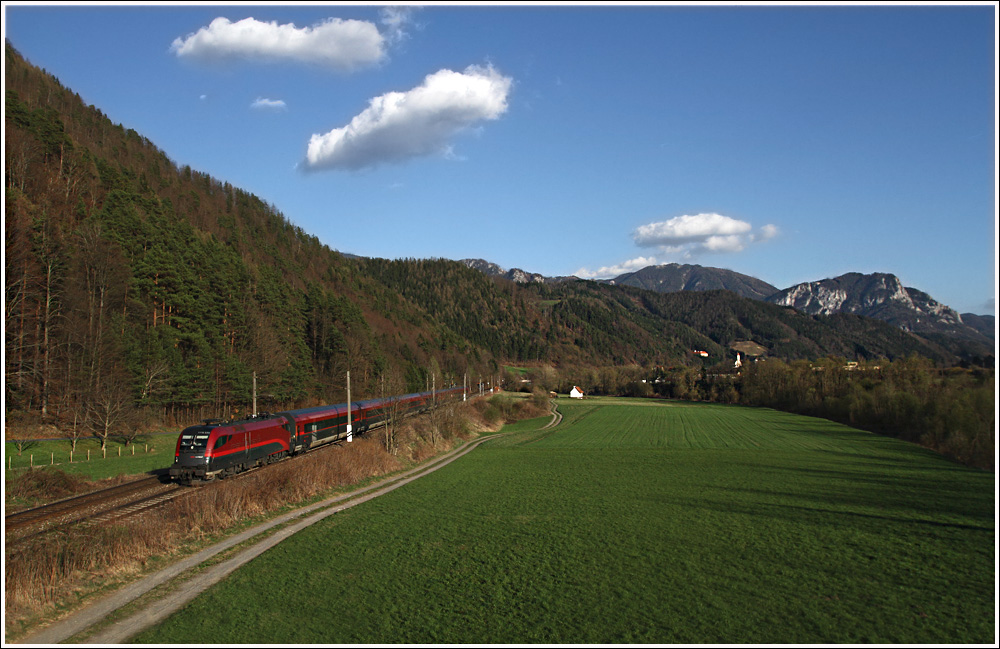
[632,213,777,257]
[575,256,660,279]
[702,234,747,253]
[577,213,779,279]
[304,64,513,172]
[634,213,752,247]
[251,97,287,110]
[757,223,779,241]
[379,6,417,44]
[170,17,386,71]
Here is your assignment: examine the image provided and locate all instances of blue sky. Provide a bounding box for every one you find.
[4,3,997,314]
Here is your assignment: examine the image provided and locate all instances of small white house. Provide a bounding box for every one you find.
[569,386,584,399]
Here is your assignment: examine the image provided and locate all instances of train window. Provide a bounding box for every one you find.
[180,432,211,451]
[214,435,229,450]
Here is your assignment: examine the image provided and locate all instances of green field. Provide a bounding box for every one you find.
[132,399,994,644]
[4,434,175,481]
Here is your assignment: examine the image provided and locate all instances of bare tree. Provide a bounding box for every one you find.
[70,222,129,408]
[5,127,42,193]
[86,375,135,450]
[55,397,87,453]
[236,298,287,396]
[379,368,408,455]
[139,358,171,402]
[7,426,39,457]
[427,369,443,446]
[5,208,41,409]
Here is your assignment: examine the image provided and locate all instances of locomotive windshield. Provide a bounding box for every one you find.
[178,427,213,451]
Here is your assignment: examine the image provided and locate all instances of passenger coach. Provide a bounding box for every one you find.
[170,386,465,483]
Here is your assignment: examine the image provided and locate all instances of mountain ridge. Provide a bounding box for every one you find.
[603,263,779,301]
[459,258,578,284]
[458,259,993,345]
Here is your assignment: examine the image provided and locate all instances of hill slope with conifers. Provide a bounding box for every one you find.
[5,42,495,425]
[4,42,988,431]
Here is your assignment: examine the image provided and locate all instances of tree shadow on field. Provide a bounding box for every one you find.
[687,455,995,530]
[814,443,982,469]
[666,450,993,530]
[709,485,993,532]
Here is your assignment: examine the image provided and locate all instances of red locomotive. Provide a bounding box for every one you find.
[169,386,465,484]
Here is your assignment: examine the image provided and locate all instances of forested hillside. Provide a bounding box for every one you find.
[4,43,492,429]
[4,41,988,438]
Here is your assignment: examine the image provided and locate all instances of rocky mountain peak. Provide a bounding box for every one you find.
[460,259,560,284]
[765,272,981,340]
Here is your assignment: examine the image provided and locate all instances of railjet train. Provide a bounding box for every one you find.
[169,386,465,484]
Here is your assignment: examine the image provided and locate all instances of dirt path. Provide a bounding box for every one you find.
[17,404,562,645]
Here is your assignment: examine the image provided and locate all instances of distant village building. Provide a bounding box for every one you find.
[569,386,584,399]
[735,352,743,369]
[693,350,709,358]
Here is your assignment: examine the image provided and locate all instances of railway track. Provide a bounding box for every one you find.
[4,434,354,547]
[5,475,185,545]
[4,404,437,549]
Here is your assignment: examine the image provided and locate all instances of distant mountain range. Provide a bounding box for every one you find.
[460,259,995,345]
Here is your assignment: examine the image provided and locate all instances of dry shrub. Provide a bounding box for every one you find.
[473,394,550,427]
[466,398,506,431]
[5,468,149,514]
[160,437,404,539]
[530,387,551,410]
[407,436,441,464]
[515,394,551,420]
[395,402,486,463]
[435,404,471,439]
[5,518,176,624]
[6,468,90,503]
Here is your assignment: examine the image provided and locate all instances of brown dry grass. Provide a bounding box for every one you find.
[3,398,535,637]
[6,470,155,514]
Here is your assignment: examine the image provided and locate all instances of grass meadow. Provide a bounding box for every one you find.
[4,434,175,481]
[132,398,994,644]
